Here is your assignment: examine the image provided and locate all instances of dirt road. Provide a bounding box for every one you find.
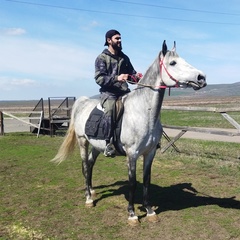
[164,128,240,143]
[2,119,32,133]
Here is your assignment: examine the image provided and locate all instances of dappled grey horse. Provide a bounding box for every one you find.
[51,41,206,225]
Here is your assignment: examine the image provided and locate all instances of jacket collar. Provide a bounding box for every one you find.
[102,49,124,59]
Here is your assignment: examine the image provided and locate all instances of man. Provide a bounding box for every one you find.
[95,29,142,157]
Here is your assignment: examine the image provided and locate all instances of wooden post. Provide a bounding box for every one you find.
[0,111,4,135]
[37,111,43,138]
[221,112,240,132]
[161,130,187,153]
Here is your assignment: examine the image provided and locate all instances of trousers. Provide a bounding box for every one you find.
[101,94,116,142]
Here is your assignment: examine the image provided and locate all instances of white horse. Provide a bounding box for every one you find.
[51,41,206,225]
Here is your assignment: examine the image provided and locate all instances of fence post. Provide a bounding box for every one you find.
[0,111,4,135]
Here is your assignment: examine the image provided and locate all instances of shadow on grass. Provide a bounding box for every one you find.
[93,181,240,214]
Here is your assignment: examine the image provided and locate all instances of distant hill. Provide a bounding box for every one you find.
[0,82,239,107]
[164,82,240,99]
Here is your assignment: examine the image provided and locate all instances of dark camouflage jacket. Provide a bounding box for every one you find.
[94,49,137,97]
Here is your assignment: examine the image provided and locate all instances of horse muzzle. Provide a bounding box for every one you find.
[187,74,207,90]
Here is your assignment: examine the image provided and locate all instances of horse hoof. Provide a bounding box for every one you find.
[147,213,159,223]
[85,199,94,208]
[127,216,139,226]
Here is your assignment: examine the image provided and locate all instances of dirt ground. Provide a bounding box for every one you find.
[2,118,240,143]
[164,127,240,143]
[2,119,32,133]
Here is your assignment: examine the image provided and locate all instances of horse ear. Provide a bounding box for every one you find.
[172,41,176,52]
[162,40,168,56]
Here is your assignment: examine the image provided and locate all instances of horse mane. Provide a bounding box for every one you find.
[167,51,179,57]
[138,57,160,86]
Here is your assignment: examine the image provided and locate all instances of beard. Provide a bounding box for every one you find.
[112,41,122,51]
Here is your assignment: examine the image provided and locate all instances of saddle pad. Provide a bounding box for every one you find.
[85,107,105,140]
[85,104,126,156]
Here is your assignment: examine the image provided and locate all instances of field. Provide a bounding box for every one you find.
[0,133,240,240]
[0,96,240,239]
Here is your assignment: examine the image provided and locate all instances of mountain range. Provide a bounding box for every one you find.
[164,82,240,98]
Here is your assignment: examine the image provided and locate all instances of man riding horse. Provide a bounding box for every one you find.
[94,29,142,157]
[52,39,206,225]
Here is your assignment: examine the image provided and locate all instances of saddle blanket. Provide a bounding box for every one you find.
[85,104,105,140]
[84,103,126,156]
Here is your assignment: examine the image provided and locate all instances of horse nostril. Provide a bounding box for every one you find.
[197,74,206,86]
[197,74,205,81]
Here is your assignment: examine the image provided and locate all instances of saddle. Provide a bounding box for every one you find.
[85,98,126,155]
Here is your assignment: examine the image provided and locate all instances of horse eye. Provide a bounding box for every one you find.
[170,61,177,66]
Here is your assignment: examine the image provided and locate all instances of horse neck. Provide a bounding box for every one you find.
[147,88,165,124]
[129,59,165,123]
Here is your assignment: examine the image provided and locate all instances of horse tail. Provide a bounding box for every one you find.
[51,121,77,164]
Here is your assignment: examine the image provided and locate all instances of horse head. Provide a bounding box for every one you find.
[159,40,206,90]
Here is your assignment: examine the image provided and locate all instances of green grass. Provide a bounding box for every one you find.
[161,110,240,128]
[0,132,240,240]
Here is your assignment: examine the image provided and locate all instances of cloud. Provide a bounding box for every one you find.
[0,35,100,99]
[80,20,100,31]
[89,21,100,27]
[0,36,97,82]
[0,77,37,90]
[11,78,36,86]
[0,28,26,36]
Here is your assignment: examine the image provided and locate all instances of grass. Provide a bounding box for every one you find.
[161,110,240,128]
[0,132,240,240]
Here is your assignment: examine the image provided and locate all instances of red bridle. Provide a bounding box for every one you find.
[159,57,179,88]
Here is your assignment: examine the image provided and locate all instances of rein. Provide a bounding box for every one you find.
[128,79,171,96]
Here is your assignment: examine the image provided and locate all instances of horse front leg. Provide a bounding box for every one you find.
[127,156,139,226]
[143,151,159,223]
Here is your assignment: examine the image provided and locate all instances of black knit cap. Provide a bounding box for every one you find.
[104,29,121,46]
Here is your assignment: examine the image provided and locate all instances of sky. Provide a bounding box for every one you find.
[0,0,240,100]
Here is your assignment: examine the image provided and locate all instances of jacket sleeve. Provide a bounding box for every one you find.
[124,55,140,84]
[121,54,136,75]
[94,54,118,87]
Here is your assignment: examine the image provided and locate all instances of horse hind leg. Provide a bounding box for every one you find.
[79,137,100,207]
[86,147,100,198]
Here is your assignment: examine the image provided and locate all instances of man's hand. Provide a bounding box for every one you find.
[128,73,143,83]
[117,74,129,82]
[136,73,143,80]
